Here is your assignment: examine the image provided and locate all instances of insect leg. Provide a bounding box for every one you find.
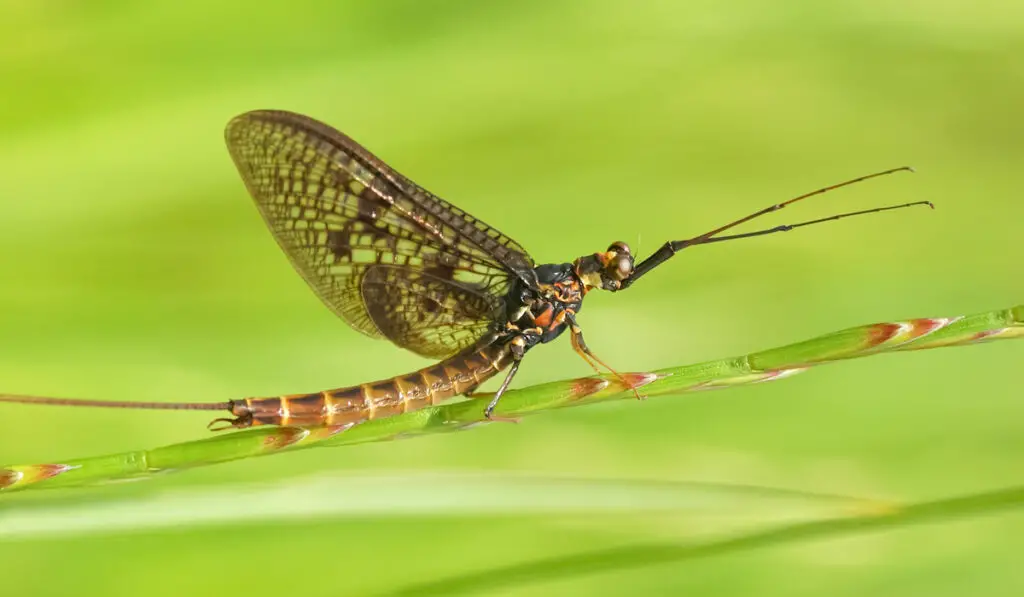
[483,334,530,421]
[483,360,521,421]
[565,312,643,400]
[570,331,603,374]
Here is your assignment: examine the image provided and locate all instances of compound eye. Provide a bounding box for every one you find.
[610,254,633,280]
[608,241,631,256]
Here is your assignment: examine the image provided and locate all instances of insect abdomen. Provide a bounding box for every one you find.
[224,342,512,429]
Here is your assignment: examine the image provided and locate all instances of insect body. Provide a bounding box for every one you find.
[0,111,931,431]
[222,253,612,429]
[217,339,515,430]
[223,211,636,429]
[213,111,657,429]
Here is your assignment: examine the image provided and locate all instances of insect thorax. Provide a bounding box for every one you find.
[503,263,585,346]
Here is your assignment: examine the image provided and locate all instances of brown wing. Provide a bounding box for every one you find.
[225,110,533,359]
[361,266,501,359]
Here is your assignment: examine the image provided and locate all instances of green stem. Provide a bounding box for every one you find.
[2,304,1021,493]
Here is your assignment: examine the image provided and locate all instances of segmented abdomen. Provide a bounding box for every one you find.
[224,341,512,428]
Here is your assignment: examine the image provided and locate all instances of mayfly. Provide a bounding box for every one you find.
[0,111,931,431]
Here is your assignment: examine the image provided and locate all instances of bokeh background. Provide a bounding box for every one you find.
[1,1,1022,595]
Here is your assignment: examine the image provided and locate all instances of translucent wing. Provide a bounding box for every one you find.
[361,266,501,359]
[225,110,533,359]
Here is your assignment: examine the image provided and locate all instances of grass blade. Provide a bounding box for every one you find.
[2,303,1021,493]
[0,471,880,540]
[390,485,1024,596]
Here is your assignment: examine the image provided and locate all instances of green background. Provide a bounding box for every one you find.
[1,1,1022,595]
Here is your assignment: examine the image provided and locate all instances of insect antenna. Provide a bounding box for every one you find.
[621,166,930,288]
[694,200,934,246]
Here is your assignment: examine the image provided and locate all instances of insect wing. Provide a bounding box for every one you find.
[225,110,533,358]
[361,265,501,359]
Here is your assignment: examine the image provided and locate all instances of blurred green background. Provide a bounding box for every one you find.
[1,0,1022,595]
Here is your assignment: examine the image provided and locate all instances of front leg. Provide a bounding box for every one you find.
[565,312,643,400]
